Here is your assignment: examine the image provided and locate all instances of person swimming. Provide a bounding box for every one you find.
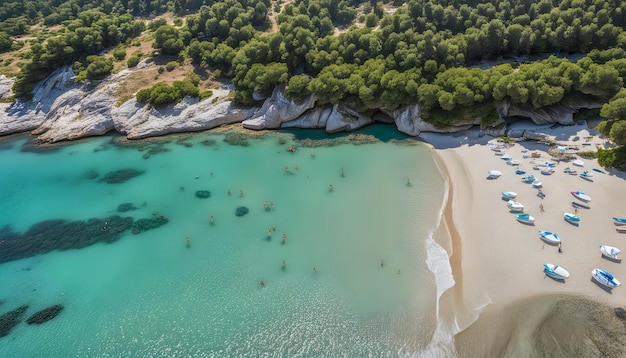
[260,280,265,287]
[186,237,190,247]
[210,215,214,224]
[329,184,334,192]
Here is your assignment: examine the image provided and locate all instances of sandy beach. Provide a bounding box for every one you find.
[422,121,626,355]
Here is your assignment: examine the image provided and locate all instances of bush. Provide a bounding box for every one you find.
[199,90,213,100]
[112,47,126,61]
[127,55,141,68]
[135,79,200,107]
[158,66,165,74]
[165,61,178,71]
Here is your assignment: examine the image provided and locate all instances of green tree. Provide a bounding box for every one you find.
[609,120,626,146]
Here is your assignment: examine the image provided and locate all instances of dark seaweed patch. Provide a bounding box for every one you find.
[26,305,64,325]
[98,169,144,184]
[0,305,28,338]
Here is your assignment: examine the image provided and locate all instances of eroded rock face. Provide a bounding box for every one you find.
[242,86,317,130]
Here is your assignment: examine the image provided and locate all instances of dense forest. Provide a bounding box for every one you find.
[1,0,626,166]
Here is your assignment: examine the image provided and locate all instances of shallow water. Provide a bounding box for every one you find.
[0,127,450,356]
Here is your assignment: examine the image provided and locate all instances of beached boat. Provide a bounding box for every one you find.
[501,154,512,160]
[532,180,542,188]
[543,263,570,280]
[593,168,605,174]
[531,152,541,158]
[522,175,535,183]
[507,200,524,212]
[539,230,561,245]
[579,171,593,180]
[507,160,521,166]
[517,213,535,225]
[572,160,584,167]
[487,170,502,179]
[501,191,517,199]
[563,167,577,175]
[591,268,621,289]
[613,217,626,225]
[571,191,591,202]
[543,161,556,167]
[571,201,590,209]
[617,226,626,233]
[600,245,621,261]
[515,169,526,175]
[564,213,581,225]
[541,169,554,175]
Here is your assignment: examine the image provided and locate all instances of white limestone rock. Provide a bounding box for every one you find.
[0,75,13,100]
[280,106,332,129]
[242,86,317,130]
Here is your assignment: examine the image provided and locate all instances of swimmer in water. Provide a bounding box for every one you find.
[186,237,190,247]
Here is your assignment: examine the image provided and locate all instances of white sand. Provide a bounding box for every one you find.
[421,123,626,336]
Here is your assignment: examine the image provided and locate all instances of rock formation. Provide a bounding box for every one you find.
[0,305,28,337]
[26,305,64,325]
[0,60,606,144]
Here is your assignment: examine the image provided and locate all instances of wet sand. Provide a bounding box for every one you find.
[422,123,626,356]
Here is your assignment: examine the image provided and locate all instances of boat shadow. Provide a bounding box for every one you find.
[545,275,566,283]
[590,277,615,293]
[601,254,622,263]
[580,177,594,182]
[564,220,579,227]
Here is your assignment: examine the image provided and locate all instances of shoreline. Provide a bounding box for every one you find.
[421,123,626,354]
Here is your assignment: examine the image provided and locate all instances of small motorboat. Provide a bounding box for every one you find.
[541,169,554,175]
[501,154,512,160]
[539,230,561,245]
[507,200,524,212]
[515,169,526,175]
[580,171,594,181]
[522,175,535,183]
[563,167,578,175]
[571,191,591,202]
[507,160,521,166]
[572,160,584,167]
[487,170,502,179]
[544,263,570,280]
[543,161,556,167]
[564,213,581,225]
[592,268,621,289]
[502,191,517,199]
[517,213,535,225]
[613,217,626,225]
[532,180,542,188]
[600,245,621,261]
[571,201,590,209]
[592,168,605,174]
[531,152,541,158]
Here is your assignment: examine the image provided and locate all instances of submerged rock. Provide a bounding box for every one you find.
[0,305,28,338]
[26,305,64,325]
[195,190,211,199]
[98,169,145,184]
[223,132,250,146]
[117,203,137,212]
[83,170,99,180]
[235,206,249,217]
[131,216,169,235]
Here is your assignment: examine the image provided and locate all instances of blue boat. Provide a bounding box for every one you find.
[571,201,590,209]
[614,217,626,224]
[592,268,621,289]
[564,213,580,225]
[515,169,526,175]
[593,168,606,174]
[580,171,594,181]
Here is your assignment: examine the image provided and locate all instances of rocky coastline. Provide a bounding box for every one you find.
[0,60,603,144]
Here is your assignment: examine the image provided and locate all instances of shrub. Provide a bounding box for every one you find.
[127,55,141,68]
[199,90,213,101]
[165,61,178,71]
[112,47,126,61]
[158,66,165,74]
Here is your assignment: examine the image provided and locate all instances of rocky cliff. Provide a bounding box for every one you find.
[0,62,604,144]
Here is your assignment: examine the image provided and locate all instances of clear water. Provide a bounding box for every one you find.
[0,127,448,357]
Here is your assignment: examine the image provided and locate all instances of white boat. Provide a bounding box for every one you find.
[507,160,521,166]
[517,213,535,225]
[541,169,554,175]
[563,167,577,175]
[600,245,621,261]
[572,160,584,167]
[522,175,535,183]
[571,191,591,202]
[507,200,524,212]
[488,170,502,179]
[539,230,561,245]
[501,154,511,160]
[617,226,626,233]
[564,212,581,225]
[501,191,517,199]
[592,268,621,289]
[543,263,570,280]
[532,180,542,188]
[579,171,593,180]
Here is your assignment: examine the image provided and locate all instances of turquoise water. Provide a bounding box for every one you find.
[0,127,448,356]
